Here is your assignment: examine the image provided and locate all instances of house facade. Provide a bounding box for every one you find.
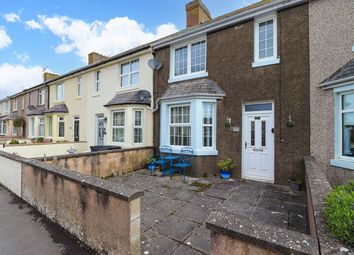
[309,0,354,186]
[45,47,154,148]
[0,98,10,137]
[152,0,310,184]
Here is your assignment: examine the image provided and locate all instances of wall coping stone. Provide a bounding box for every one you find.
[33,146,154,161]
[304,156,351,254]
[0,150,144,202]
[206,210,319,255]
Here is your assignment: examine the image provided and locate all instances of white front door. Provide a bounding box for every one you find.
[242,102,274,183]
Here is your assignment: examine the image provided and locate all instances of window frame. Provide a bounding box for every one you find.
[253,13,280,68]
[0,120,6,135]
[95,71,101,93]
[30,117,35,137]
[120,59,140,87]
[13,99,17,111]
[77,76,82,97]
[168,104,192,147]
[58,116,65,138]
[133,109,143,144]
[48,116,53,137]
[202,102,215,148]
[112,110,125,143]
[331,85,354,170]
[169,37,208,83]
[38,117,45,137]
[56,84,64,101]
[39,88,45,105]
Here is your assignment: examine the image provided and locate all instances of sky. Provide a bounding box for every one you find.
[0,0,258,98]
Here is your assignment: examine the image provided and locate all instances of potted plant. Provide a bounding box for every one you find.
[216,158,235,179]
[288,177,303,191]
[146,155,156,173]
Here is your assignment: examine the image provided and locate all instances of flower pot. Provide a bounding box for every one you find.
[148,163,155,171]
[288,178,302,191]
[220,170,231,179]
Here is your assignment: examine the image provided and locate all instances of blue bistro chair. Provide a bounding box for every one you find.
[173,147,193,181]
[154,145,172,175]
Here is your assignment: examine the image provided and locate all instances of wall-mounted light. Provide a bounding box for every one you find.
[286,115,295,128]
[225,118,232,128]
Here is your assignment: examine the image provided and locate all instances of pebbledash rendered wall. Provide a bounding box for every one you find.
[309,0,354,186]
[0,151,143,255]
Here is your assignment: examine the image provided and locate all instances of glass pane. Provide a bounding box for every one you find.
[203,126,212,147]
[131,72,139,85]
[262,121,266,147]
[134,128,142,143]
[131,60,139,72]
[342,93,354,110]
[135,111,142,126]
[342,112,354,157]
[59,122,65,137]
[251,121,255,146]
[121,63,129,75]
[121,75,129,87]
[191,41,206,73]
[174,46,188,76]
[245,103,272,112]
[203,103,213,124]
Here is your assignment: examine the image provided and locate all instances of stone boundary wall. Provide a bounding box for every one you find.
[0,153,22,196]
[0,142,89,158]
[206,211,319,255]
[0,150,143,255]
[304,156,351,254]
[38,146,154,178]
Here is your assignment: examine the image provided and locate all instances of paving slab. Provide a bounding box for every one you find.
[141,229,179,255]
[141,206,171,230]
[185,224,211,254]
[189,193,224,210]
[175,203,211,224]
[250,207,288,229]
[171,244,205,255]
[152,215,199,242]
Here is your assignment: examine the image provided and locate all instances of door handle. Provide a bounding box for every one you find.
[245,141,248,149]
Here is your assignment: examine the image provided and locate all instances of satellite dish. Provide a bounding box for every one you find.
[148,58,163,70]
[137,90,151,101]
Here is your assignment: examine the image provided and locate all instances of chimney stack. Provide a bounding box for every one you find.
[43,72,60,82]
[88,52,109,65]
[186,0,211,28]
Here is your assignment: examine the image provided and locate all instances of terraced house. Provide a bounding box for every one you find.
[44,46,154,147]
[152,0,310,184]
[0,98,10,137]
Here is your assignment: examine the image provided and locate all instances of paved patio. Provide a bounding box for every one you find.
[110,170,307,255]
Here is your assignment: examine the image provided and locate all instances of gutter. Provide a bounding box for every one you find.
[319,76,354,90]
[152,0,307,49]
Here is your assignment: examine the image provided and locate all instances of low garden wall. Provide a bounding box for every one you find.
[0,151,143,254]
[304,156,350,254]
[41,146,154,178]
[206,211,319,255]
[0,142,89,158]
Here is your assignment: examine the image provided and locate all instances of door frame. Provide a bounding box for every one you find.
[242,101,275,183]
[73,116,80,142]
[96,114,105,145]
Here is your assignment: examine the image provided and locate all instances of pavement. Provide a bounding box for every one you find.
[0,186,95,255]
[110,170,307,255]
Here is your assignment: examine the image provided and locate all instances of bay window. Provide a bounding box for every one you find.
[30,117,35,137]
[38,117,45,137]
[203,103,214,147]
[169,105,191,146]
[133,110,143,144]
[170,38,207,82]
[48,116,53,137]
[112,111,125,143]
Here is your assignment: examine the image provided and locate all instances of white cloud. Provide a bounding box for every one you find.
[0,26,12,49]
[3,13,21,23]
[24,20,43,30]
[35,15,178,63]
[14,51,30,63]
[0,63,44,98]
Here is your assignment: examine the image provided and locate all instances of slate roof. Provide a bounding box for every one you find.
[0,114,8,120]
[3,112,18,120]
[104,90,151,107]
[321,58,354,86]
[27,105,46,116]
[161,79,225,100]
[45,104,69,114]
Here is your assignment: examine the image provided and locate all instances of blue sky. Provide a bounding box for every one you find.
[0,0,258,98]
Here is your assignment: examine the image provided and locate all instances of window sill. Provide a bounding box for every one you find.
[76,97,82,100]
[168,72,208,84]
[252,58,280,68]
[169,146,218,156]
[330,159,354,170]
[92,94,100,98]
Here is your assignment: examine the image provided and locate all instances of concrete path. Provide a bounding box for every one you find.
[0,186,95,255]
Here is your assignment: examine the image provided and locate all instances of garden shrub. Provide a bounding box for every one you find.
[324,181,354,247]
[9,139,19,144]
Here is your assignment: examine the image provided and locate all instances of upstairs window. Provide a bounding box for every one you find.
[56,84,64,101]
[121,59,139,87]
[39,89,45,105]
[170,38,207,82]
[253,14,279,67]
[77,77,82,96]
[95,71,101,92]
[13,99,17,111]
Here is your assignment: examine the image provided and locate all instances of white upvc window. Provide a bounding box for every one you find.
[48,116,53,137]
[202,102,215,148]
[30,117,35,137]
[38,117,45,137]
[95,71,101,92]
[169,105,191,146]
[112,110,125,143]
[13,99,17,111]
[39,89,45,105]
[121,59,139,87]
[253,13,279,68]
[331,86,354,170]
[170,38,207,83]
[133,109,143,144]
[0,121,7,135]
[56,84,64,101]
[77,76,82,96]
[58,116,65,138]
